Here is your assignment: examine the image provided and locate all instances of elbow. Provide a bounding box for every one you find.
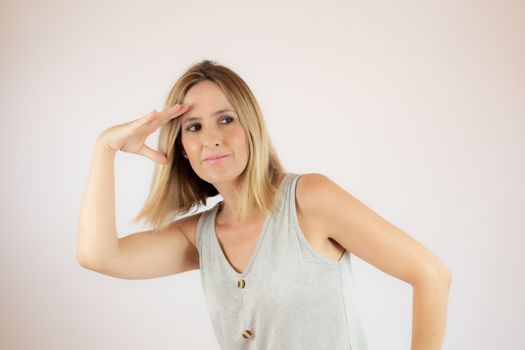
[77,249,100,270]
[413,264,452,288]
[442,266,452,284]
[77,234,91,268]
[77,250,92,269]
[434,263,452,284]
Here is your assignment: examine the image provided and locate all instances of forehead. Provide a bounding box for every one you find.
[183,80,230,106]
[181,81,235,122]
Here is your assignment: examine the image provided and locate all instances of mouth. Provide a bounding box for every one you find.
[203,155,229,164]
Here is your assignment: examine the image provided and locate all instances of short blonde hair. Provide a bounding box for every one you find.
[133,59,287,233]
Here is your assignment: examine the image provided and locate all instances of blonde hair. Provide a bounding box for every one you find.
[132,59,287,233]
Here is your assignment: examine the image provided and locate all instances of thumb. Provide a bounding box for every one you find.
[139,145,168,164]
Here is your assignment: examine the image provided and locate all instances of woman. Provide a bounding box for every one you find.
[77,59,451,349]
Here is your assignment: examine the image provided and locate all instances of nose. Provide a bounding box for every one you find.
[202,123,223,148]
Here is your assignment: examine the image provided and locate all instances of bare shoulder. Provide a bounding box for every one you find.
[175,211,205,249]
[295,173,331,206]
[294,173,333,241]
[294,173,348,261]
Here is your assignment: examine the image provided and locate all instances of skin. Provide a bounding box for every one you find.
[80,78,451,348]
[180,80,262,224]
[297,174,452,349]
[179,81,452,348]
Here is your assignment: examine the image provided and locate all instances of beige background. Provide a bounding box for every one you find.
[1,0,523,349]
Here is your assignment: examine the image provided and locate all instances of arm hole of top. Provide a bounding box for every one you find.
[290,174,344,266]
[194,210,206,254]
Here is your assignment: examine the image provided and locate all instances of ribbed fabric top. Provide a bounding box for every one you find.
[195,173,368,350]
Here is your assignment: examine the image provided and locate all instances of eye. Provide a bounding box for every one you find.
[186,123,200,132]
[185,116,234,132]
[221,116,234,124]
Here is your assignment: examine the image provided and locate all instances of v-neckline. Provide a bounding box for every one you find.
[210,173,290,278]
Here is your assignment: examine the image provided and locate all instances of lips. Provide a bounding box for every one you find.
[204,154,228,161]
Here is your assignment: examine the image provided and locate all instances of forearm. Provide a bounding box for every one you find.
[410,274,452,350]
[77,139,119,266]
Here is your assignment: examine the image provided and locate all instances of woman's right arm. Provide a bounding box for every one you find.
[76,104,199,279]
[76,138,119,269]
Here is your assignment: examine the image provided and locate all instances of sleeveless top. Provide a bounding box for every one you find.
[195,173,368,350]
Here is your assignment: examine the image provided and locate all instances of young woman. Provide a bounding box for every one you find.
[77,59,451,350]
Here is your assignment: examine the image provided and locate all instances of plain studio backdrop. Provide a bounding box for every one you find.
[1,0,523,349]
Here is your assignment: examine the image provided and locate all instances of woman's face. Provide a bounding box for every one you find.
[180,80,249,184]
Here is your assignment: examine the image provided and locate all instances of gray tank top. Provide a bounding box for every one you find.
[195,173,368,349]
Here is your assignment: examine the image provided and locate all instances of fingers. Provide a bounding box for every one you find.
[140,144,168,164]
[163,103,190,120]
[144,103,189,127]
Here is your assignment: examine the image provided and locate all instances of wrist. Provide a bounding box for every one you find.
[95,137,117,155]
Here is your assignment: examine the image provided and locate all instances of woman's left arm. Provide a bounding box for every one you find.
[410,272,451,350]
[298,173,452,350]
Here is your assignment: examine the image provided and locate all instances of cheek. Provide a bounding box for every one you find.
[181,136,198,152]
[231,127,248,148]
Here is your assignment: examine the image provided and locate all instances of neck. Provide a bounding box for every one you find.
[215,172,286,226]
[217,201,262,226]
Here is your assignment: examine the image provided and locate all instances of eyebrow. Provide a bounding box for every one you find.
[182,108,235,125]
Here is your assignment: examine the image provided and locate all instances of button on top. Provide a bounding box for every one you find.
[237,279,246,289]
[242,329,253,339]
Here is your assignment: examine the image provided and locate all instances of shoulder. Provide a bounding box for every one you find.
[294,173,336,239]
[295,172,360,239]
[295,173,334,203]
[295,172,330,189]
[174,208,210,249]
